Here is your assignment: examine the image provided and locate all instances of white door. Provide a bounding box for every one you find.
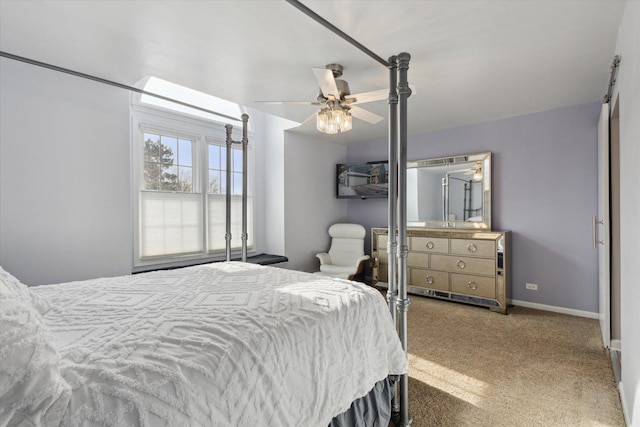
[597,103,610,348]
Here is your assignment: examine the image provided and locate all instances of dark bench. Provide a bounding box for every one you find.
[231,253,288,265]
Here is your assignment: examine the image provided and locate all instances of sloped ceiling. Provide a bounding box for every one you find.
[0,0,626,143]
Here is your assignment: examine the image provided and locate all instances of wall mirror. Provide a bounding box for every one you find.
[407,152,491,229]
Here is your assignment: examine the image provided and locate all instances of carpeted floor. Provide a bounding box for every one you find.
[400,295,625,426]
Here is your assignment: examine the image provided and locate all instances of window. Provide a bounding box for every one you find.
[143,133,193,192]
[206,143,253,252]
[132,79,253,268]
[139,131,202,258]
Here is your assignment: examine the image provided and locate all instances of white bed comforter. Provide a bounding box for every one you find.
[31,262,407,426]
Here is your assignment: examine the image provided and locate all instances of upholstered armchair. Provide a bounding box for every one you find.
[315,223,370,280]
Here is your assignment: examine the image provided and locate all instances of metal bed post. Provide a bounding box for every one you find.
[386,55,400,416]
[396,52,412,427]
[241,114,249,262]
[282,3,413,423]
[224,124,233,261]
[225,115,250,262]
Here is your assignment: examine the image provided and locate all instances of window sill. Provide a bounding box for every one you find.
[133,250,257,274]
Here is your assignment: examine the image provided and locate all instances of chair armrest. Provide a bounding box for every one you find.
[316,253,331,265]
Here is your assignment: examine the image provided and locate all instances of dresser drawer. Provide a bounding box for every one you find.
[450,238,496,258]
[410,268,449,291]
[377,235,388,261]
[451,273,496,299]
[410,236,448,253]
[407,252,429,268]
[371,227,510,314]
[431,254,496,276]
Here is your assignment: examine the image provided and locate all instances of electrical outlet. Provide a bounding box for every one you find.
[525,282,538,291]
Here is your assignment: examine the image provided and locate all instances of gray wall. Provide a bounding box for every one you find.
[0,58,133,285]
[346,102,601,313]
[282,131,348,272]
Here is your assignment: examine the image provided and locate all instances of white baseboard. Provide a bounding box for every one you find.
[618,381,631,427]
[611,339,622,352]
[510,299,599,319]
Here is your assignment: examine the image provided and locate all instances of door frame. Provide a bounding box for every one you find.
[597,102,611,348]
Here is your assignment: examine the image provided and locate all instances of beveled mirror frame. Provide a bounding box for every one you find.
[407,152,491,230]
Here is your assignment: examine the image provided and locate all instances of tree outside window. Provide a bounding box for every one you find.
[207,144,242,195]
[143,133,193,192]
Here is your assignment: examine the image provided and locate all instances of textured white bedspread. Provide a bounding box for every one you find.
[31,262,407,426]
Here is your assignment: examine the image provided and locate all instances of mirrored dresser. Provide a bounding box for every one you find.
[372,228,511,314]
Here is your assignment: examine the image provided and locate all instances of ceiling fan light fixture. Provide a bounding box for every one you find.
[326,120,339,134]
[342,110,353,132]
[317,106,352,134]
[317,108,329,133]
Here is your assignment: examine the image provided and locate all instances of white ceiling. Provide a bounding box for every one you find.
[0,1,626,144]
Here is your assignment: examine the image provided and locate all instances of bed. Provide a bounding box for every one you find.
[0,262,407,426]
[1,4,414,424]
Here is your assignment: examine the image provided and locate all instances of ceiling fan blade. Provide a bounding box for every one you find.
[298,113,317,128]
[254,100,322,105]
[350,106,384,124]
[312,68,339,99]
[345,88,387,105]
[345,84,417,105]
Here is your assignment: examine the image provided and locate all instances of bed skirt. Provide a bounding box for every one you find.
[329,376,394,427]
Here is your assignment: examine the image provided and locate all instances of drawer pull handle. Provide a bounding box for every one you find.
[467,281,478,290]
[426,241,434,249]
[467,243,477,252]
[457,260,466,269]
[426,275,435,284]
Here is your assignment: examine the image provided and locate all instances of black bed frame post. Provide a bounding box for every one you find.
[387,54,400,416]
[241,114,249,262]
[224,124,234,261]
[396,52,413,427]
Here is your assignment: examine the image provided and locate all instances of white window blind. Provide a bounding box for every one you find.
[208,195,254,251]
[140,192,204,258]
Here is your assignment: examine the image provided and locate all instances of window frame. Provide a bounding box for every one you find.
[131,102,255,271]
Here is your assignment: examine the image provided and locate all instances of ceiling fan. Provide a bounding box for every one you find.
[447,162,484,181]
[255,63,389,134]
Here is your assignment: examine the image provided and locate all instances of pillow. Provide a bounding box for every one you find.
[0,266,51,314]
[0,295,70,426]
[0,266,32,301]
